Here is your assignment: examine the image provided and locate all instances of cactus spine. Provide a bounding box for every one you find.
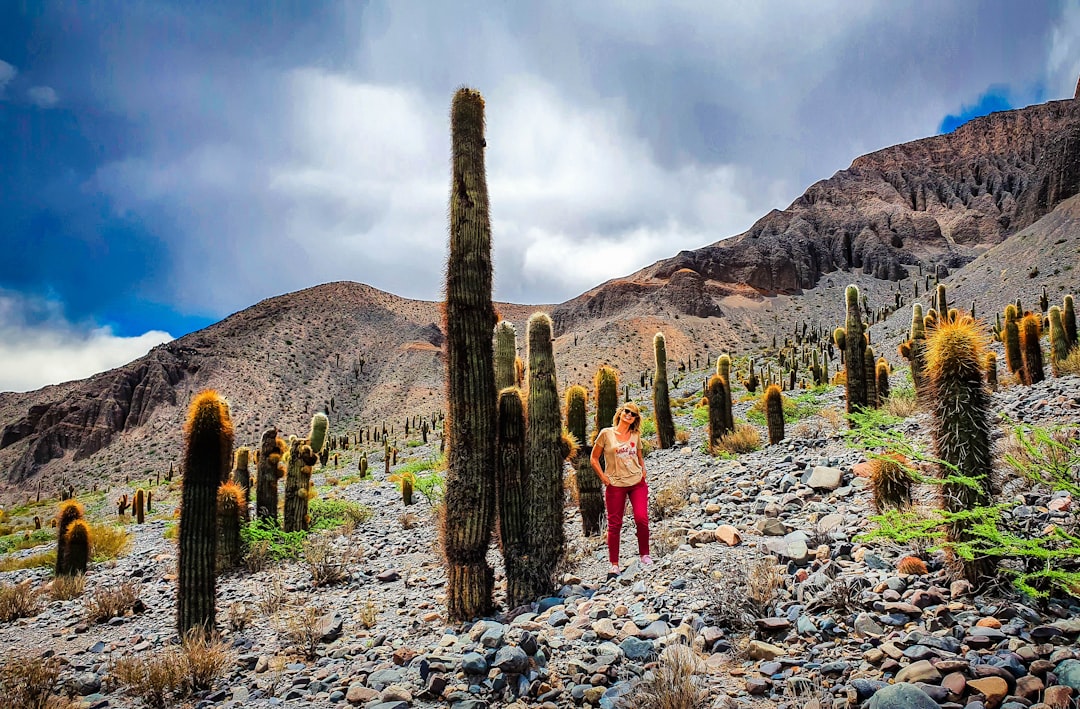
[55,500,87,577]
[256,428,286,525]
[652,333,676,448]
[494,321,518,391]
[495,388,529,608]
[764,384,784,445]
[442,87,498,621]
[216,481,245,570]
[1019,313,1045,384]
[1048,306,1070,376]
[925,317,994,583]
[179,390,233,638]
[523,313,565,600]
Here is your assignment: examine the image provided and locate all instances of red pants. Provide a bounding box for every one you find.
[605,479,649,564]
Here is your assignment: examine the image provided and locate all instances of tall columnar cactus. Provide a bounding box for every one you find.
[179,390,234,638]
[743,358,760,393]
[495,388,529,608]
[864,343,878,408]
[764,384,784,445]
[523,313,565,600]
[216,481,245,570]
[134,488,145,524]
[494,321,518,391]
[936,284,949,322]
[876,357,891,402]
[359,453,369,478]
[232,447,251,511]
[1019,313,1045,384]
[566,385,601,536]
[924,316,994,583]
[55,500,86,577]
[706,374,732,453]
[835,285,868,422]
[257,428,286,525]
[1003,304,1022,377]
[1064,295,1077,348]
[593,366,619,438]
[442,87,498,621]
[309,412,329,460]
[284,437,318,533]
[716,354,731,381]
[899,303,927,399]
[985,352,998,390]
[653,333,676,448]
[1049,306,1071,376]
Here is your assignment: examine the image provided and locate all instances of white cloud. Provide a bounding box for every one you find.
[27,85,59,108]
[0,59,15,94]
[0,293,172,393]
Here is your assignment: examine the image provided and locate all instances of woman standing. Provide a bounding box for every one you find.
[590,401,651,578]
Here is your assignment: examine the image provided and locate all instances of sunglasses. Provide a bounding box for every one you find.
[622,410,639,419]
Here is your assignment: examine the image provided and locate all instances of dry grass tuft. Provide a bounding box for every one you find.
[110,647,188,709]
[227,601,253,632]
[50,573,86,601]
[675,429,691,444]
[0,550,55,572]
[303,534,354,588]
[279,604,324,659]
[714,424,762,455]
[885,389,919,418]
[1056,346,1080,376]
[181,630,233,691]
[89,523,132,562]
[709,556,783,632]
[257,578,288,617]
[651,478,690,521]
[649,525,685,559]
[616,643,705,709]
[0,579,44,622]
[0,650,64,709]
[399,512,421,529]
[358,592,379,630]
[85,580,140,624]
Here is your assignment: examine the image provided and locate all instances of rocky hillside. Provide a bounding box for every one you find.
[2,96,1080,495]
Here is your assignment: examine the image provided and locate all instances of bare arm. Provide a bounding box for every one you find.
[636,433,646,482]
[591,432,611,486]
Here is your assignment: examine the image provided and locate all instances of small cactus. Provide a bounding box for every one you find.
[134,488,145,524]
[875,357,891,403]
[763,384,784,445]
[835,285,869,423]
[1063,295,1077,348]
[232,447,251,505]
[896,556,928,575]
[868,454,914,512]
[216,481,245,570]
[256,428,287,525]
[985,352,998,391]
[117,494,129,518]
[1019,313,1045,384]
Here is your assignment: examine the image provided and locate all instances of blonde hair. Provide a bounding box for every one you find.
[612,402,642,433]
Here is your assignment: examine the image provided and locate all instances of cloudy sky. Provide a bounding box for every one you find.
[1,1,1078,392]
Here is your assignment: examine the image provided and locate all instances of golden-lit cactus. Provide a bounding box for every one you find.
[1003,304,1022,376]
[985,352,998,391]
[706,374,734,453]
[763,384,784,445]
[875,357,891,403]
[924,316,994,583]
[1019,313,1045,384]
[256,428,287,525]
[1048,305,1070,376]
[899,303,927,399]
[179,389,233,638]
[64,519,91,576]
[216,481,245,570]
[442,86,498,621]
[868,453,914,512]
[55,500,87,577]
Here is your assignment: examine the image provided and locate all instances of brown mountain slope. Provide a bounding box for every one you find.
[2,97,1079,493]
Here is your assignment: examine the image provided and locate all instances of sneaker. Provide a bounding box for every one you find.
[606,564,621,580]
[640,555,653,568]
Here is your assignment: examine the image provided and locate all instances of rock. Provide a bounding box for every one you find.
[867,682,940,709]
[1056,659,1080,691]
[894,660,941,684]
[688,529,716,546]
[715,525,741,546]
[492,646,528,674]
[376,569,401,583]
[315,611,343,642]
[747,640,785,660]
[461,652,488,674]
[619,637,654,661]
[1043,685,1075,709]
[756,518,788,536]
[380,685,412,702]
[347,684,379,704]
[967,677,1008,707]
[807,466,842,491]
[592,618,617,640]
[854,613,885,637]
[73,672,101,696]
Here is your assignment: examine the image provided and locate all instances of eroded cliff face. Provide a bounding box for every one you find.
[645,98,1080,293]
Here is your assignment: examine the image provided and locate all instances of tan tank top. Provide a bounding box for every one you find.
[598,428,643,487]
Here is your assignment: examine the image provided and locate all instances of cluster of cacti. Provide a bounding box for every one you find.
[55,500,90,577]
[179,389,233,637]
[924,316,995,582]
[868,454,914,512]
[441,87,499,621]
[117,494,129,518]
[652,333,676,448]
[257,428,287,524]
[833,285,870,422]
[764,384,784,444]
[741,358,760,393]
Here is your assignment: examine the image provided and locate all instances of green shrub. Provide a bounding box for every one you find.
[308,499,373,531]
[240,519,307,561]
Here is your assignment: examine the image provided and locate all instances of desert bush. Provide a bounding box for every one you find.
[649,525,685,558]
[399,512,421,530]
[0,550,55,571]
[308,498,372,532]
[651,479,690,521]
[110,646,189,709]
[85,580,140,624]
[227,601,253,632]
[89,523,132,561]
[818,407,844,431]
[713,424,762,455]
[50,573,86,601]
[0,579,44,622]
[675,429,690,444]
[241,518,306,562]
[616,643,705,709]
[303,533,355,587]
[258,578,288,617]
[0,650,63,709]
[885,387,918,418]
[181,630,233,691]
[708,556,782,632]
[1057,345,1080,376]
[279,604,324,659]
[358,592,379,630]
